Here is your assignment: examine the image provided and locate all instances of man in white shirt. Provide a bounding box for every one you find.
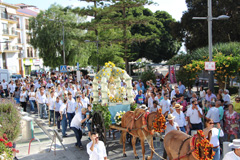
[170,86,178,100]
[206,102,220,123]
[2,79,8,97]
[67,92,76,128]
[172,104,187,133]
[186,100,203,133]
[71,108,87,149]
[38,87,48,119]
[223,139,240,160]
[149,100,160,113]
[8,81,16,97]
[87,132,109,160]
[54,97,62,131]
[46,80,54,89]
[81,92,90,108]
[223,89,231,106]
[147,92,155,110]
[178,81,186,94]
[163,114,179,159]
[160,93,171,117]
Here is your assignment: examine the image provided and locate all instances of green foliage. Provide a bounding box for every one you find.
[171,0,240,51]
[131,9,181,62]
[175,68,195,88]
[130,103,137,111]
[140,70,156,87]
[0,102,21,141]
[168,42,240,66]
[92,103,111,129]
[30,4,90,68]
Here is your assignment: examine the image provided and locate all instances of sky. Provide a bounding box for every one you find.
[5,0,187,21]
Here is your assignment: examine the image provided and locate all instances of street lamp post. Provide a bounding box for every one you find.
[85,36,99,71]
[193,0,229,92]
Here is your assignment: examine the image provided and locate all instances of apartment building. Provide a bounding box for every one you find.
[15,3,43,76]
[0,2,19,73]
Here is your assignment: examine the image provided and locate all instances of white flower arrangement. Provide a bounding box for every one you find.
[114,111,126,125]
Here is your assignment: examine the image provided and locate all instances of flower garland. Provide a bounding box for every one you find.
[105,61,115,68]
[114,111,126,125]
[153,108,166,133]
[0,133,19,159]
[194,130,215,160]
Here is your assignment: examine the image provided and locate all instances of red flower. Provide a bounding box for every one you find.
[12,148,19,153]
[0,138,5,143]
[7,142,13,148]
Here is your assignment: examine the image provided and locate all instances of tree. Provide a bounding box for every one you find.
[29,4,90,68]
[171,0,240,52]
[130,8,181,62]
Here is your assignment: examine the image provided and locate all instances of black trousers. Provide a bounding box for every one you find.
[55,111,61,130]
[20,102,27,112]
[71,127,82,147]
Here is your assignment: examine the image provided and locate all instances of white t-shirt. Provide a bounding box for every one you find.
[148,96,154,108]
[28,92,36,101]
[206,128,224,147]
[170,90,176,100]
[48,96,56,110]
[67,98,76,113]
[186,106,203,124]
[20,91,28,102]
[8,83,16,93]
[206,107,220,123]
[81,97,90,108]
[149,105,160,113]
[160,99,171,115]
[55,100,62,112]
[46,83,54,88]
[172,111,186,127]
[2,82,8,89]
[87,141,107,160]
[223,151,240,160]
[60,103,67,114]
[70,112,82,130]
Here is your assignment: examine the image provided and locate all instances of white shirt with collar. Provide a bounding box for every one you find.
[87,140,107,160]
[186,105,203,124]
[67,98,76,113]
[70,112,83,130]
[160,99,171,115]
[223,94,231,105]
[172,110,186,128]
[206,107,220,123]
[37,93,48,104]
[55,100,62,112]
[223,151,240,160]
[48,96,56,110]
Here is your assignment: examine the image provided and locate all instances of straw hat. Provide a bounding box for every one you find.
[174,104,183,109]
[229,139,240,149]
[167,114,175,121]
[140,104,148,111]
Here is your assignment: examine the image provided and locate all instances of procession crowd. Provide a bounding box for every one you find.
[1,71,240,159]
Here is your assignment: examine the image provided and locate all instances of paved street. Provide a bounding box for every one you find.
[16,112,164,160]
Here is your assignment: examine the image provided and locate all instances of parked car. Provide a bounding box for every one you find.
[10,74,22,82]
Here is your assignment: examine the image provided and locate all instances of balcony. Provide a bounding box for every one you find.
[3,45,19,52]
[1,13,17,24]
[2,29,18,38]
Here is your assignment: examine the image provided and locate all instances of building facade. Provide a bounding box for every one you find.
[15,3,43,76]
[0,2,19,73]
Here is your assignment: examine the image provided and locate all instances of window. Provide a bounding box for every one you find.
[18,32,21,43]
[26,34,31,43]
[2,23,8,34]
[17,18,20,28]
[25,19,29,30]
[27,47,30,57]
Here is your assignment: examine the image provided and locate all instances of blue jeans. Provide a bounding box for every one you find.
[14,98,20,104]
[213,147,220,160]
[61,114,67,136]
[86,121,91,132]
[39,104,47,119]
[180,127,186,133]
[29,100,35,111]
[67,112,75,128]
[71,127,82,147]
